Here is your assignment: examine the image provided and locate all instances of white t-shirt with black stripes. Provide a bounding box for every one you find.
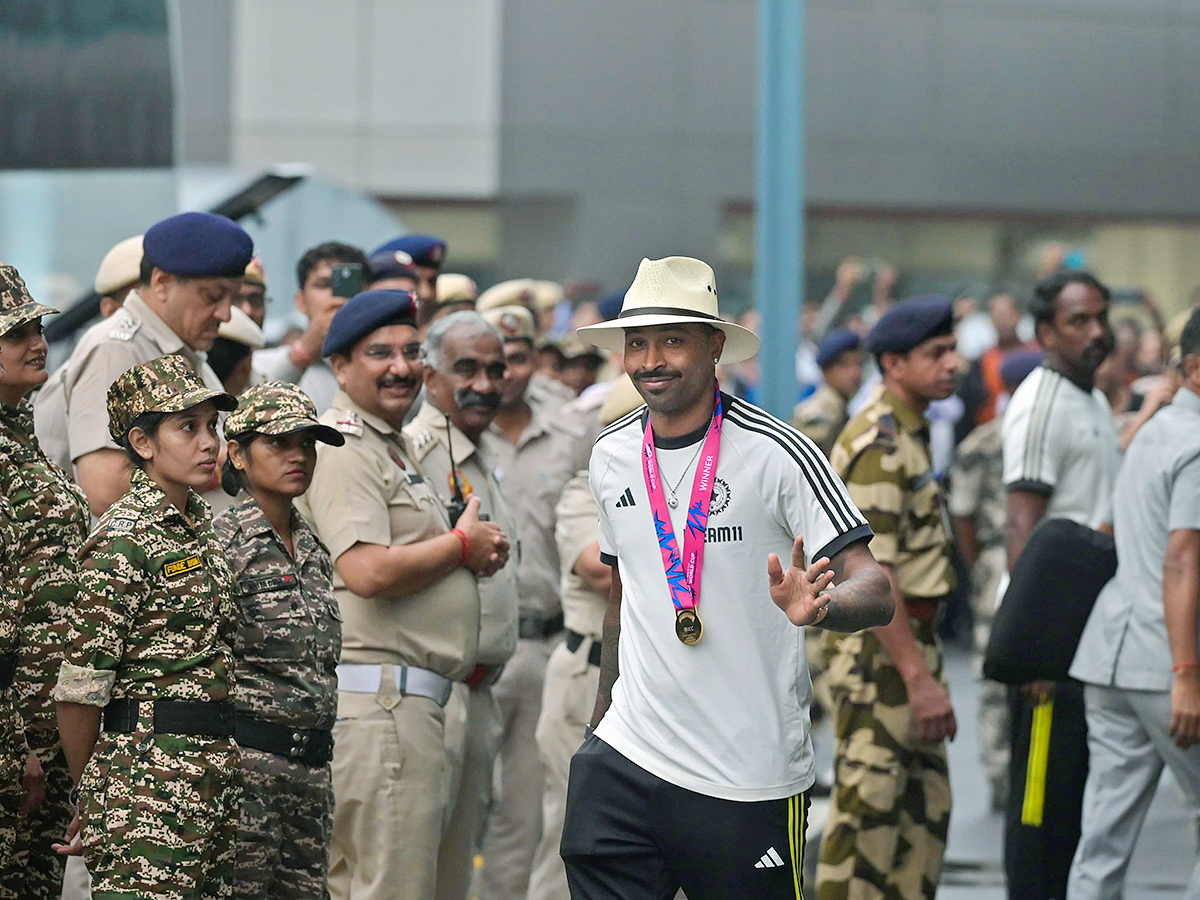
[591,394,872,801]
[1001,366,1119,530]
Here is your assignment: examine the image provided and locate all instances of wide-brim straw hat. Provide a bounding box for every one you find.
[575,256,760,364]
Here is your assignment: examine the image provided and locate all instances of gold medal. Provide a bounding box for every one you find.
[675,608,703,645]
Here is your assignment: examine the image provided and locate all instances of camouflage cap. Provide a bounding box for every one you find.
[107,354,238,442]
[224,381,344,446]
[0,263,58,337]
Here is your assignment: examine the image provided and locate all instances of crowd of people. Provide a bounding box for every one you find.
[0,209,1195,900]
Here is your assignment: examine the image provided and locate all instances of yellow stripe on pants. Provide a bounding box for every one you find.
[1021,696,1054,827]
[788,793,807,899]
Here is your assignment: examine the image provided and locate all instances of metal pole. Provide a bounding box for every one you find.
[754,0,805,419]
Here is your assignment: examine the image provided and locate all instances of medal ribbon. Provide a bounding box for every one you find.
[640,385,724,613]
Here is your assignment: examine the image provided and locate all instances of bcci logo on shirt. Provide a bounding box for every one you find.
[709,477,731,516]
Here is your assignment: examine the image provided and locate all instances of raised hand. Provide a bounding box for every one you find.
[767,536,835,627]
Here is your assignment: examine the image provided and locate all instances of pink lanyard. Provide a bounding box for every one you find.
[640,385,723,644]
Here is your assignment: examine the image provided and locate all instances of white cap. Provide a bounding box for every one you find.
[217,305,265,349]
[94,235,144,296]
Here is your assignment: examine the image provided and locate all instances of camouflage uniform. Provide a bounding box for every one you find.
[213,493,341,900]
[792,382,850,460]
[947,419,1010,806]
[52,356,241,900]
[792,382,851,725]
[0,398,89,896]
[817,385,955,900]
[0,501,30,893]
[0,263,89,895]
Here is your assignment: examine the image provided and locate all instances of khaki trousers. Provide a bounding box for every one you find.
[329,687,448,900]
[527,638,599,900]
[479,638,557,900]
[436,683,500,900]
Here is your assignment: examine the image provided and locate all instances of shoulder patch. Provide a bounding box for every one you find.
[106,515,140,535]
[332,410,363,438]
[107,315,141,343]
[876,412,899,439]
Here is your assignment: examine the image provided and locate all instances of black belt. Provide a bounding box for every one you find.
[565,630,602,668]
[519,612,564,641]
[235,717,333,767]
[103,698,236,737]
[0,653,17,690]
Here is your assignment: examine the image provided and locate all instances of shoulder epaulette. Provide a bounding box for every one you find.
[106,314,141,343]
[331,409,363,438]
[409,428,438,460]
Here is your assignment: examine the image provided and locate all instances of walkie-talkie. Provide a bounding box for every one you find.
[445,415,491,526]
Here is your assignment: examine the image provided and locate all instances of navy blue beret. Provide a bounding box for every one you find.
[368,250,419,284]
[816,328,861,368]
[1000,350,1044,390]
[143,212,254,278]
[322,289,418,357]
[371,235,447,270]
[597,289,626,322]
[866,295,954,355]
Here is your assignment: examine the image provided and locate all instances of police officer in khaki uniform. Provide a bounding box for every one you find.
[296,290,510,900]
[478,280,576,414]
[34,212,253,517]
[34,235,145,473]
[404,310,521,900]
[526,376,643,900]
[476,305,580,900]
[817,296,963,900]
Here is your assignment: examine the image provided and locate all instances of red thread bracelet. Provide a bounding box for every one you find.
[451,528,470,567]
[1172,662,1200,674]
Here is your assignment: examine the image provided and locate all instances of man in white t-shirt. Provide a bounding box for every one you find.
[1000,270,1119,900]
[560,256,893,899]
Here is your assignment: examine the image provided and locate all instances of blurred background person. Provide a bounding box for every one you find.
[237,258,269,328]
[370,235,446,326]
[792,328,863,458]
[254,241,369,411]
[209,306,266,397]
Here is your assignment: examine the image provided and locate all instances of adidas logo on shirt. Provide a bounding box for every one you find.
[754,846,785,869]
[614,487,636,508]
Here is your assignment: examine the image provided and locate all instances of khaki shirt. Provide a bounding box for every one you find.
[791,382,849,460]
[297,390,480,680]
[831,384,955,600]
[528,372,575,416]
[554,473,607,637]
[38,292,223,465]
[405,401,518,666]
[483,407,579,618]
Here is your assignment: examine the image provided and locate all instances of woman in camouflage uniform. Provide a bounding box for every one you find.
[52,355,241,900]
[213,382,343,900]
[0,263,90,897]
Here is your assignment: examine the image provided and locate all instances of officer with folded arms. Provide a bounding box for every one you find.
[296,290,508,900]
[52,354,242,899]
[214,382,346,899]
[404,310,521,900]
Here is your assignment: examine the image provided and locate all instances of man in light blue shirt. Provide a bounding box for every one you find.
[1068,306,1200,899]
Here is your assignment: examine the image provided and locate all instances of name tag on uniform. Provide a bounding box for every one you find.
[163,555,203,579]
[239,573,298,594]
[407,473,425,485]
